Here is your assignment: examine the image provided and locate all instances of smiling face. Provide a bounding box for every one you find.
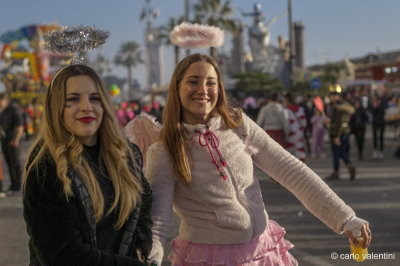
[179,61,219,124]
[62,75,104,146]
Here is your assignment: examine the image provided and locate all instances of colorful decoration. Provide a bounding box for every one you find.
[44,25,109,64]
[109,84,121,96]
[313,96,324,112]
[10,51,40,80]
[0,24,59,44]
[0,24,64,84]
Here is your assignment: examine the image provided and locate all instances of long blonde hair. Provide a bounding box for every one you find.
[23,64,142,228]
[161,54,242,183]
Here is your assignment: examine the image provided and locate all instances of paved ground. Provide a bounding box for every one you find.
[0,127,399,266]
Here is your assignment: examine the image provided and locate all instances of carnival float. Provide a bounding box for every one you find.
[0,24,70,137]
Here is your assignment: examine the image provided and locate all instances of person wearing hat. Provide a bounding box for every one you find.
[325,86,356,180]
[0,82,24,195]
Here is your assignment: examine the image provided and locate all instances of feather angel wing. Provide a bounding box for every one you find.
[125,114,161,169]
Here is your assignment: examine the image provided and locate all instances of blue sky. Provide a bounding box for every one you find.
[1,0,399,88]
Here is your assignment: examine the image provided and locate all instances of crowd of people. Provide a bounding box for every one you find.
[5,52,400,264]
[240,86,400,172]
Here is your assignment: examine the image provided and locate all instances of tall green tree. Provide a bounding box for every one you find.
[233,71,284,94]
[114,41,144,90]
[159,16,184,66]
[193,0,236,58]
[321,63,345,86]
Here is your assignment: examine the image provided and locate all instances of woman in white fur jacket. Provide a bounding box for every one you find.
[142,54,371,266]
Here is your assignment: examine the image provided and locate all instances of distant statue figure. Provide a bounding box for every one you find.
[242,3,286,71]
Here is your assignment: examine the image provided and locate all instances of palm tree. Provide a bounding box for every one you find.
[114,41,144,90]
[193,0,237,58]
[159,16,184,66]
[94,53,111,78]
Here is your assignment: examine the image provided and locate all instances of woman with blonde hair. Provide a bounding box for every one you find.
[145,54,371,265]
[23,64,152,265]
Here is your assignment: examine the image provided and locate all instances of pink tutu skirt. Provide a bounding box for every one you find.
[168,220,298,266]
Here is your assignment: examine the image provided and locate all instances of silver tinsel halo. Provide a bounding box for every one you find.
[44,25,109,64]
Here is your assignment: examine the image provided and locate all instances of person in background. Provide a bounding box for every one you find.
[350,98,369,160]
[299,94,314,155]
[369,93,387,159]
[242,95,259,121]
[284,93,307,162]
[310,108,327,158]
[325,89,356,181]
[146,54,371,265]
[256,91,289,148]
[0,83,24,196]
[22,64,152,265]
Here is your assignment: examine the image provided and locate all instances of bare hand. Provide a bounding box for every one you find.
[8,139,20,147]
[333,137,341,146]
[345,223,372,249]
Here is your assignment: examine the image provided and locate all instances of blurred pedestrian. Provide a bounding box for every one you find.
[0,85,24,195]
[299,94,314,154]
[350,98,369,160]
[325,88,356,181]
[22,64,152,265]
[369,94,388,159]
[310,108,326,158]
[242,95,259,121]
[284,93,307,162]
[143,53,371,266]
[256,92,289,148]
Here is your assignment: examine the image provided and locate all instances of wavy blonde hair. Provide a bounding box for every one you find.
[23,64,142,228]
[161,53,242,183]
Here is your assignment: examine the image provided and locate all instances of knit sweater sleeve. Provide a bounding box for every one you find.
[145,142,176,265]
[242,114,355,234]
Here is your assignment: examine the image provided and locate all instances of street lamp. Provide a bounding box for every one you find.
[184,0,190,55]
[287,0,295,90]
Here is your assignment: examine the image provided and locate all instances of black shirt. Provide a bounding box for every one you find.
[0,103,23,143]
[83,142,122,253]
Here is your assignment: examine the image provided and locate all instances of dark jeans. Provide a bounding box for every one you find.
[352,128,366,157]
[331,134,351,172]
[1,142,22,191]
[372,124,385,151]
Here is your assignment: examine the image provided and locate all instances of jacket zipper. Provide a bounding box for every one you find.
[224,163,256,238]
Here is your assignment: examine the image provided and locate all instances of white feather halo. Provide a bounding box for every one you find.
[170,22,224,49]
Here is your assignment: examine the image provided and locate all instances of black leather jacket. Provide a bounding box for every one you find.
[23,143,152,266]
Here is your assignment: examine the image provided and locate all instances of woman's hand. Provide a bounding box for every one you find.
[345,222,372,249]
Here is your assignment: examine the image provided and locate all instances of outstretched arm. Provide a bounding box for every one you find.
[241,114,371,245]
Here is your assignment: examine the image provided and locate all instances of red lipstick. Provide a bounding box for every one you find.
[77,117,95,123]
